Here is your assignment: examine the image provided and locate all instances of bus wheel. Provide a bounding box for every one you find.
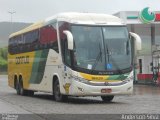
[28,90,34,96]
[101,95,114,102]
[15,81,20,95]
[19,79,27,96]
[53,79,68,102]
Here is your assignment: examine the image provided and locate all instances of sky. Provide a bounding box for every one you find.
[0,0,160,23]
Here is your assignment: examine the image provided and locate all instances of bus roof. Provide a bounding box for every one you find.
[9,21,44,38]
[45,12,124,25]
[10,12,124,38]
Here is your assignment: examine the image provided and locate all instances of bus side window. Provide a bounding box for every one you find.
[39,24,59,52]
[58,21,71,66]
[62,39,71,66]
[22,30,39,52]
[10,35,22,54]
[66,41,71,66]
[9,38,13,54]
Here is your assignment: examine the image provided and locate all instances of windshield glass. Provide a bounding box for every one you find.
[71,25,131,73]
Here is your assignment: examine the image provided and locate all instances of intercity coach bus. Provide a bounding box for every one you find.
[8,12,141,102]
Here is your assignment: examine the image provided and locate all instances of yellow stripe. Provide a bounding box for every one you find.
[9,21,44,38]
[79,72,121,82]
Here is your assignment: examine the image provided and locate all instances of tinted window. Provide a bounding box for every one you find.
[40,23,58,52]
[23,30,39,52]
[9,35,22,54]
[9,23,59,54]
[58,22,70,65]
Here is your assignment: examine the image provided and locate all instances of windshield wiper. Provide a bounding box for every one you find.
[91,43,102,72]
[105,43,110,63]
[105,43,114,70]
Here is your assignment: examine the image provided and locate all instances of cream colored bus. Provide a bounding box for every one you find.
[8,12,141,102]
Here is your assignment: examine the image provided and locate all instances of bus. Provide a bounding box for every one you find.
[8,12,141,102]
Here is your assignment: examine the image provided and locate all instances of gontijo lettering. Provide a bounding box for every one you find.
[15,56,29,64]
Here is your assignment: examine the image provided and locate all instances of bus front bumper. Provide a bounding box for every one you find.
[69,80,133,96]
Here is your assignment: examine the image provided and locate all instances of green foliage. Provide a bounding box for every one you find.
[0,47,8,59]
[0,47,8,73]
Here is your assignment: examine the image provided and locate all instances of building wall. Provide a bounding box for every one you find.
[155,24,160,45]
[137,56,152,74]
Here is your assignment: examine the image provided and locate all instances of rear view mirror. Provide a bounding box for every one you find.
[129,32,142,57]
[63,30,74,50]
[129,32,142,51]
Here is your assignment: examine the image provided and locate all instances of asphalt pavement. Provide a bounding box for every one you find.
[0,75,160,120]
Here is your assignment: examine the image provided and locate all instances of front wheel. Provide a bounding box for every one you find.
[53,79,68,102]
[101,95,114,102]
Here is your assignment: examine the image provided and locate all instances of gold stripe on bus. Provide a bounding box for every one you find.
[9,21,44,38]
[79,72,121,82]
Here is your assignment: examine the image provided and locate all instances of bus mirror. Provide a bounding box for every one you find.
[129,32,142,51]
[130,32,142,50]
[63,30,74,50]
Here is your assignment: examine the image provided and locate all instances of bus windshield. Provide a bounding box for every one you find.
[71,25,131,73]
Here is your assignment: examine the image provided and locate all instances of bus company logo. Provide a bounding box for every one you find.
[140,7,160,23]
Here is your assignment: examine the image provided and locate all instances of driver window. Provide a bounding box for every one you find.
[61,39,71,66]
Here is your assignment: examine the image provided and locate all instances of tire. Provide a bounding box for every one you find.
[101,95,114,102]
[19,80,28,96]
[53,79,68,102]
[15,81,20,95]
[28,90,34,96]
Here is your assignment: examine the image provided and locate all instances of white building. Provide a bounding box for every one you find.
[114,11,160,84]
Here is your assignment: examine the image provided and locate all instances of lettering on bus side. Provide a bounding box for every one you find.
[15,56,29,64]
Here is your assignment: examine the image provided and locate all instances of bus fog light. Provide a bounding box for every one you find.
[123,76,133,83]
[77,87,84,92]
[72,76,89,84]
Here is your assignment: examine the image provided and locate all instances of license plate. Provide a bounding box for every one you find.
[101,88,112,93]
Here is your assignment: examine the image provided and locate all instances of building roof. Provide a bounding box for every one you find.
[114,11,160,24]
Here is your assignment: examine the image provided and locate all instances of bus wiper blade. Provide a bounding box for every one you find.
[91,43,102,72]
[105,43,111,63]
[105,43,122,73]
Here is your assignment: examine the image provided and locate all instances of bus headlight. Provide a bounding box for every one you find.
[72,76,89,84]
[123,76,133,83]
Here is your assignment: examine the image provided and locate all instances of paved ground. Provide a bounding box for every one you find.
[0,75,160,120]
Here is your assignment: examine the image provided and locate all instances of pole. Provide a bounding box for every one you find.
[151,24,155,84]
[8,11,16,33]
